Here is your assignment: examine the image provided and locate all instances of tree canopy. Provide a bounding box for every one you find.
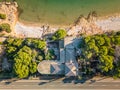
[0,13,6,19]
[0,23,11,33]
[79,31,120,77]
[4,38,47,78]
[52,29,67,40]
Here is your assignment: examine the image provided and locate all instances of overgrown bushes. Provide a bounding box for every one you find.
[3,38,47,78]
[79,31,120,78]
[0,23,11,33]
[0,13,6,19]
[52,29,67,40]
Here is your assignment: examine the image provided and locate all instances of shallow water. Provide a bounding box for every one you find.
[16,0,120,25]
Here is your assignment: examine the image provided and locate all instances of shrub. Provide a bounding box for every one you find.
[3,38,46,78]
[99,46,108,55]
[94,35,105,46]
[78,31,120,77]
[32,39,46,50]
[0,23,11,33]
[37,55,43,61]
[0,13,6,19]
[45,49,55,60]
[52,29,67,40]
[99,55,114,73]
[114,36,120,45]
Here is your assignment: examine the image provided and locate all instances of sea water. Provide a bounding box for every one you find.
[16,0,120,25]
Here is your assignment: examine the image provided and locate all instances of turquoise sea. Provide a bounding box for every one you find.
[10,0,120,25]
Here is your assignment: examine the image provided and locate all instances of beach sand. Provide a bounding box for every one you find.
[96,16,120,32]
[1,2,120,38]
[14,15,120,38]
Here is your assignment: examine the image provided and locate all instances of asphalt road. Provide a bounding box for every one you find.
[0,80,120,90]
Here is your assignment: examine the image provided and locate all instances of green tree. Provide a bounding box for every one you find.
[84,36,91,43]
[25,38,32,46]
[37,55,43,62]
[29,62,37,74]
[0,23,11,33]
[0,13,6,19]
[19,45,32,55]
[45,49,55,60]
[99,46,108,55]
[32,40,46,50]
[113,59,120,78]
[78,31,120,77]
[104,36,111,46]
[4,38,46,78]
[6,46,16,54]
[52,29,67,40]
[5,38,14,46]
[108,48,115,56]
[114,36,120,45]
[12,39,24,47]
[99,55,114,73]
[94,35,105,46]
[13,46,33,78]
[13,63,29,78]
[116,31,120,36]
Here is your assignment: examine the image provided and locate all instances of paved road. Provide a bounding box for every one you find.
[0,80,120,90]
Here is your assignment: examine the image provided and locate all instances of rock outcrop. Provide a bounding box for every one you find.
[0,2,18,35]
[67,12,103,36]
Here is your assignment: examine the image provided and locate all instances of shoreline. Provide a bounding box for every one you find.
[96,15,120,31]
[17,13,120,28]
[14,14,120,38]
[1,2,120,38]
[17,19,71,28]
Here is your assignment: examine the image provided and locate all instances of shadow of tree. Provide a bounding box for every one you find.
[1,78,21,85]
[38,82,47,85]
[38,75,64,85]
[62,76,97,84]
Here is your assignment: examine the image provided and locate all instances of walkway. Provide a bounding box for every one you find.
[0,77,120,90]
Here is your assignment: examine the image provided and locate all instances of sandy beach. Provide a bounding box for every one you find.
[14,15,120,38]
[0,2,120,38]
[1,2,120,38]
[15,22,44,38]
[14,21,69,38]
[96,16,120,32]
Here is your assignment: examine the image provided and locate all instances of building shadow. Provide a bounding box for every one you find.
[62,76,97,84]
[38,75,64,85]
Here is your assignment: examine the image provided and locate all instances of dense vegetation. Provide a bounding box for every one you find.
[2,38,46,78]
[52,29,67,40]
[0,13,6,19]
[45,49,55,60]
[79,31,120,78]
[0,23,11,33]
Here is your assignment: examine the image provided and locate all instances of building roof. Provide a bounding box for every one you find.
[37,60,64,75]
[51,63,64,74]
[60,49,65,63]
[65,63,77,76]
[65,48,76,63]
[59,40,64,48]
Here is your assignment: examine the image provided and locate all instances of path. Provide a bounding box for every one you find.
[0,78,120,90]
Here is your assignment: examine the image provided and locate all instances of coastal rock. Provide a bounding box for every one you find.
[67,13,103,36]
[0,2,18,36]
